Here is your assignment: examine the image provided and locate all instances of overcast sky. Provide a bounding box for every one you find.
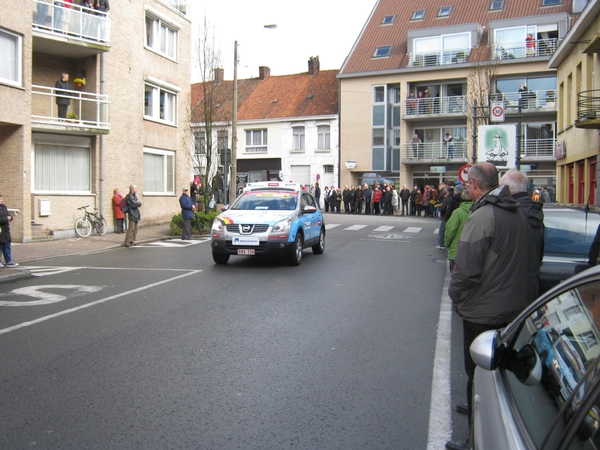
[189,1,377,81]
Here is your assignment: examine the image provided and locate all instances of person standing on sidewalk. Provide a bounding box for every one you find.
[124,185,142,247]
[112,187,125,234]
[179,187,196,240]
[0,194,18,267]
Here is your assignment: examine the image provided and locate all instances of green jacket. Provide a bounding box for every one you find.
[444,200,472,260]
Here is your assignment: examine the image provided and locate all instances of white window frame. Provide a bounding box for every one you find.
[292,126,305,151]
[245,129,268,153]
[144,82,178,125]
[143,147,175,195]
[0,28,22,87]
[414,32,471,65]
[144,10,179,61]
[374,46,392,58]
[317,125,331,150]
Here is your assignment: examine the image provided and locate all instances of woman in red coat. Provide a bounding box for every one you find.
[112,188,125,233]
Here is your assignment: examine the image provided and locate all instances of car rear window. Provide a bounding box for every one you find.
[544,210,600,256]
[231,192,297,211]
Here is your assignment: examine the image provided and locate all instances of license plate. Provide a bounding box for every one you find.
[237,248,255,255]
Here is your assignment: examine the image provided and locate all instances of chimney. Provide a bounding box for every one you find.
[308,56,320,76]
[214,68,224,84]
[259,66,270,80]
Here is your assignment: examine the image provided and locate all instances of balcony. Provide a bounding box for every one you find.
[491,90,557,112]
[492,38,560,60]
[402,95,467,119]
[32,0,110,57]
[408,48,471,68]
[401,141,468,164]
[163,0,188,15]
[520,138,555,160]
[31,84,110,133]
[575,90,600,130]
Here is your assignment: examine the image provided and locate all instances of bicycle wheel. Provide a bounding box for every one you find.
[96,217,107,236]
[74,217,92,237]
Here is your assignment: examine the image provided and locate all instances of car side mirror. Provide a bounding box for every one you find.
[221,205,229,212]
[302,206,317,214]
[471,330,499,371]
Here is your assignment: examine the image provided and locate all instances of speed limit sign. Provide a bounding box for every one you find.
[490,101,505,122]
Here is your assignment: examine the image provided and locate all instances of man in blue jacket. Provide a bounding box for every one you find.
[179,188,196,240]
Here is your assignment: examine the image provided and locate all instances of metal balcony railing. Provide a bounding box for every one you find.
[576,89,600,122]
[491,38,560,60]
[403,95,467,117]
[32,0,111,45]
[163,0,188,14]
[31,84,110,129]
[408,47,471,68]
[521,138,554,158]
[401,141,468,161]
[491,89,557,110]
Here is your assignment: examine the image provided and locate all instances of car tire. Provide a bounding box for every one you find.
[312,228,325,254]
[212,251,230,265]
[288,234,303,266]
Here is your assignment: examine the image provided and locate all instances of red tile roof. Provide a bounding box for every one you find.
[340,0,574,75]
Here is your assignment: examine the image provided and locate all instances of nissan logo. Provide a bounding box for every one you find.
[241,225,252,234]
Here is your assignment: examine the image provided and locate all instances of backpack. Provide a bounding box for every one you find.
[120,196,128,213]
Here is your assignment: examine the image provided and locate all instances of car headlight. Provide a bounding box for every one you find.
[272,218,292,233]
[212,218,224,233]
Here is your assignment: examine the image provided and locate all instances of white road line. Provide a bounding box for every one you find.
[426,267,453,449]
[136,239,207,247]
[373,226,394,232]
[19,266,195,277]
[403,227,422,233]
[0,270,202,336]
[344,225,367,231]
[325,224,341,230]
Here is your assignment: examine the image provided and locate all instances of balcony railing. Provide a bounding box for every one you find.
[403,95,467,118]
[575,89,600,129]
[31,84,109,129]
[401,141,468,161]
[491,89,557,111]
[408,47,471,68]
[32,0,111,45]
[492,38,560,60]
[521,138,554,158]
[163,0,188,15]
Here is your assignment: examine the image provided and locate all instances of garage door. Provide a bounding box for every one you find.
[290,165,310,185]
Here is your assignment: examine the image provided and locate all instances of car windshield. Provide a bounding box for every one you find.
[231,191,297,211]
[544,209,600,256]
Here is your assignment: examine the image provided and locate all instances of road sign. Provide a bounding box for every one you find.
[458,164,471,184]
[490,101,505,122]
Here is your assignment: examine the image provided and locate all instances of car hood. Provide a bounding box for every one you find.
[217,210,294,226]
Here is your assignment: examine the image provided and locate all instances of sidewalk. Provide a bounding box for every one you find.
[0,223,174,284]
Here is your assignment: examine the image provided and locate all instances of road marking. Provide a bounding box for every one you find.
[403,227,422,233]
[0,285,103,306]
[135,239,207,248]
[344,225,367,231]
[325,224,341,230]
[18,266,195,277]
[0,270,202,336]
[373,226,394,232]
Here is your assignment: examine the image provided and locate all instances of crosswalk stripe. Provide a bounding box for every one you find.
[373,226,394,232]
[19,266,79,277]
[136,239,206,248]
[344,225,367,231]
[403,227,422,233]
[325,224,341,230]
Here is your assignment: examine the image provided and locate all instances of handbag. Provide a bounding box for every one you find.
[208,197,216,209]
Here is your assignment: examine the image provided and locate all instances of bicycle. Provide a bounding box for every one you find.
[74,205,107,237]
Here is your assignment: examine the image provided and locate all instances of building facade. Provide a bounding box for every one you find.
[0,0,191,242]
[339,0,585,196]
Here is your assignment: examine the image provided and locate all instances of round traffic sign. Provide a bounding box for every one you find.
[458,164,472,184]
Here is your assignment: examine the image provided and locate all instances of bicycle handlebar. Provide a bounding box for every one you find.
[78,205,90,210]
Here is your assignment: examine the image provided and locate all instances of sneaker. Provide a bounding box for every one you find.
[439,246,446,250]
[6,262,19,266]
[436,245,442,249]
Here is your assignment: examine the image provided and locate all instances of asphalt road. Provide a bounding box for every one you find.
[0,213,462,449]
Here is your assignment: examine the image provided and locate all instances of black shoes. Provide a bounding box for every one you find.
[445,439,468,450]
[456,403,469,415]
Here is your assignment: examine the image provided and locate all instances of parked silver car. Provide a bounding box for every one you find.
[471,265,600,449]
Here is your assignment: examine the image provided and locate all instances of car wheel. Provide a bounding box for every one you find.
[212,251,230,265]
[312,228,325,254]
[288,234,303,266]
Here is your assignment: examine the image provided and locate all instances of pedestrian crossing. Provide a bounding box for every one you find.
[325,224,428,234]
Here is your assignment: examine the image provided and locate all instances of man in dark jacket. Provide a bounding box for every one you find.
[55,72,71,119]
[446,162,529,450]
[314,183,321,209]
[124,185,142,247]
[501,169,544,300]
[342,185,351,214]
[179,188,196,240]
[409,185,418,216]
[354,184,363,214]
[0,194,18,267]
[399,184,410,215]
[437,186,461,250]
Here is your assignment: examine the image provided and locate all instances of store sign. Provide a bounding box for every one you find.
[430,166,447,173]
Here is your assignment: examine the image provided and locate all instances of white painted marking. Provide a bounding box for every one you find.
[403,227,422,233]
[0,285,103,306]
[373,226,394,232]
[325,224,341,230]
[426,267,452,449]
[344,225,367,231]
[0,270,202,335]
[136,239,206,248]
[19,266,194,277]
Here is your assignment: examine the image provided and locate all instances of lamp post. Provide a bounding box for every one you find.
[230,41,238,206]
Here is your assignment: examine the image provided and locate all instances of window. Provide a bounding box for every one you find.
[382,15,395,25]
[34,143,91,193]
[323,165,334,174]
[144,83,177,125]
[490,0,505,10]
[318,125,330,150]
[374,46,392,58]
[573,0,588,13]
[0,28,22,87]
[438,6,452,17]
[292,126,305,151]
[194,131,205,155]
[145,14,178,59]
[413,32,470,66]
[217,130,228,152]
[412,9,425,20]
[245,129,267,153]
[143,148,174,194]
[542,0,561,5]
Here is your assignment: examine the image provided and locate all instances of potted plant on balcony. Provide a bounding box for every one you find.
[66,112,79,123]
[452,52,467,63]
[546,90,556,108]
[73,77,86,88]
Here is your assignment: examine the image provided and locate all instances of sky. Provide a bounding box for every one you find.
[189,0,377,82]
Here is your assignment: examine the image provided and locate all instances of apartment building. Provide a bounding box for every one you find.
[549,0,599,205]
[0,0,191,242]
[191,57,339,195]
[339,0,586,195]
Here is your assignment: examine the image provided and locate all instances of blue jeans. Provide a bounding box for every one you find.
[438,220,446,247]
[37,3,49,25]
[0,241,13,264]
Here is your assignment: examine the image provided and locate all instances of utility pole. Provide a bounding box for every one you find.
[230,41,238,205]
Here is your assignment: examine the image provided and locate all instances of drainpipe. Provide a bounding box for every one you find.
[99,53,105,217]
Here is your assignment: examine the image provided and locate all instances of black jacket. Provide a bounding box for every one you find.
[0,204,11,244]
